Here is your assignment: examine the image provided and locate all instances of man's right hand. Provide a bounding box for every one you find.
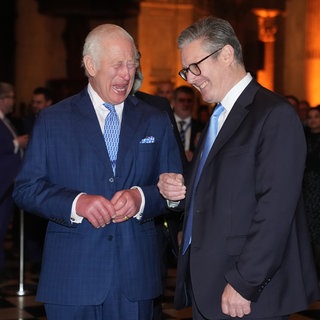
[157,173,186,201]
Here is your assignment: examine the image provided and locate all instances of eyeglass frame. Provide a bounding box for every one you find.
[178,47,223,81]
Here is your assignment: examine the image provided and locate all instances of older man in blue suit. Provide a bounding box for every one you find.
[13,24,182,320]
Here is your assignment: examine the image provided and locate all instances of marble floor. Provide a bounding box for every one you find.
[0,232,320,319]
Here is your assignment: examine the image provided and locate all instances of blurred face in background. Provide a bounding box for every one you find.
[31,93,52,114]
[156,82,174,103]
[0,90,15,115]
[306,108,320,133]
[172,91,195,119]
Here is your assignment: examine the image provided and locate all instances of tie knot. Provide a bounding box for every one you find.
[212,103,224,118]
[179,120,186,130]
[104,103,116,114]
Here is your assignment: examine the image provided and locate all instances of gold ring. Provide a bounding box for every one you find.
[125,215,129,220]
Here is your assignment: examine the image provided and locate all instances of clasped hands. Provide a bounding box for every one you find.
[76,188,141,228]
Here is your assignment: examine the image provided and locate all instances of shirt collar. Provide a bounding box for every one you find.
[87,83,124,119]
[174,114,192,124]
[221,72,253,113]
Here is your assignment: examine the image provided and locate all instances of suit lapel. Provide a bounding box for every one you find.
[211,79,260,156]
[72,90,110,163]
[114,96,143,174]
[189,79,261,191]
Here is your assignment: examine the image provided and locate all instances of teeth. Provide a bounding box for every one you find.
[113,86,126,92]
[199,81,207,89]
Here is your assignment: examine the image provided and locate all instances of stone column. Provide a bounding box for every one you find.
[252,8,281,91]
[137,0,210,94]
[305,0,320,105]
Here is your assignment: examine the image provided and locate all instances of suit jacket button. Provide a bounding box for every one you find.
[107,235,113,241]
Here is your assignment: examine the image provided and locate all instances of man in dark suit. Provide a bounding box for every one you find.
[172,85,203,162]
[157,16,320,320]
[13,24,182,320]
[0,82,28,273]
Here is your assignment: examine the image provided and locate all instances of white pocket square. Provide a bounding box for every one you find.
[140,136,155,144]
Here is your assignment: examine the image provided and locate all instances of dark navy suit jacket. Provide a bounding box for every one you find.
[175,79,320,318]
[13,88,183,305]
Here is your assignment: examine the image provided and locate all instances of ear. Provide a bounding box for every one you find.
[83,55,96,77]
[219,45,235,65]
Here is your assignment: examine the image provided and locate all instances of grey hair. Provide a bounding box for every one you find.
[82,24,139,76]
[0,82,14,98]
[178,16,244,65]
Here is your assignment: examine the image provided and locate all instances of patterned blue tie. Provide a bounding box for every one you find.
[103,103,120,175]
[182,103,225,254]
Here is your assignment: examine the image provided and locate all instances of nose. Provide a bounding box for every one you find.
[119,65,132,80]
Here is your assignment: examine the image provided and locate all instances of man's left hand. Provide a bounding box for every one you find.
[221,283,251,318]
[111,189,141,222]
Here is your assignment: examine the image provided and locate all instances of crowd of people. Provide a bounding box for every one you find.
[1,15,320,320]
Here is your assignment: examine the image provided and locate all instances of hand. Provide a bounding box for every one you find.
[17,134,29,149]
[76,194,115,228]
[221,283,251,318]
[111,188,142,223]
[185,150,194,162]
[157,173,186,201]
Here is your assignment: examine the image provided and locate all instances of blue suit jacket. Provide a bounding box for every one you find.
[13,89,182,305]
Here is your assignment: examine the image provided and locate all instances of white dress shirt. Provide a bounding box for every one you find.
[71,84,144,223]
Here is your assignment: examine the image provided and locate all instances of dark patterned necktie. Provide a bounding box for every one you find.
[179,120,186,148]
[103,103,120,175]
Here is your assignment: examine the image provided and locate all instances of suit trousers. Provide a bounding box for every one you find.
[44,270,154,320]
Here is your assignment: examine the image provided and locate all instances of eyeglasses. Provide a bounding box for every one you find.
[178,47,223,81]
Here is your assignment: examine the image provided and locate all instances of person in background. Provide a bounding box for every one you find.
[22,86,53,135]
[172,85,203,162]
[131,60,186,320]
[157,16,319,320]
[303,105,320,278]
[0,82,28,275]
[285,94,309,126]
[297,99,310,126]
[21,86,54,273]
[197,104,210,130]
[13,24,182,320]
[155,80,175,106]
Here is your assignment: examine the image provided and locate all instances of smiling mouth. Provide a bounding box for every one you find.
[112,85,127,94]
[199,81,208,89]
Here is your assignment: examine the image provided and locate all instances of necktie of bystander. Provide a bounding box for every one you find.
[179,120,186,148]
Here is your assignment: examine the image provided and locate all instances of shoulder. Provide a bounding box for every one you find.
[40,89,89,117]
[127,94,169,117]
[133,91,171,113]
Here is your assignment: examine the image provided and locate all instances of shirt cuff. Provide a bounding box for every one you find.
[167,200,180,208]
[13,139,19,154]
[70,193,85,223]
[131,186,145,220]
